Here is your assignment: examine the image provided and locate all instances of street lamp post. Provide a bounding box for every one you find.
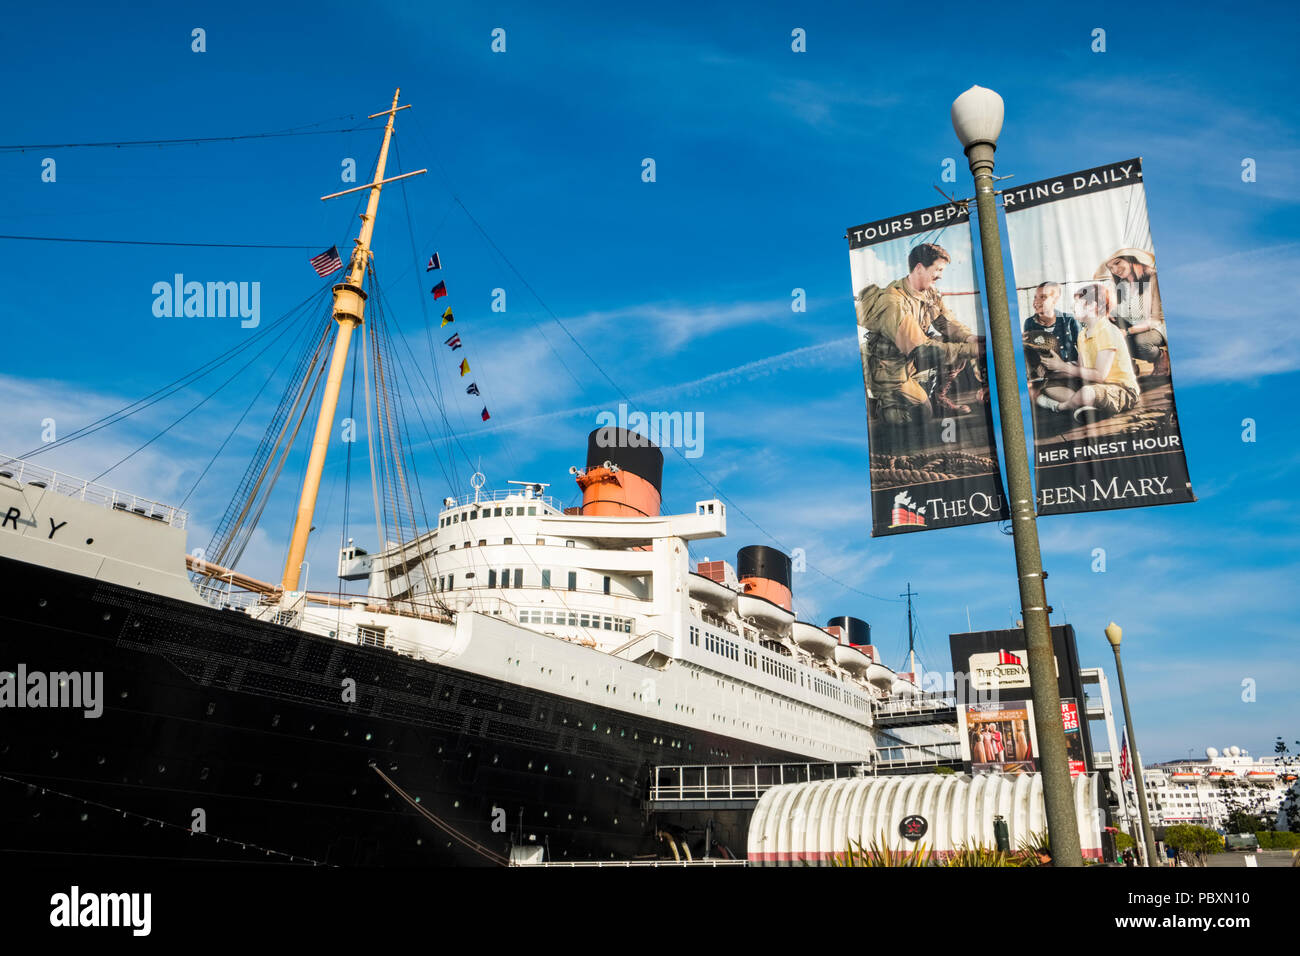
[1106,621,1159,867]
[951,85,1083,867]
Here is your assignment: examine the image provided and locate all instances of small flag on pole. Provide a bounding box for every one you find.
[440,307,454,328]
[431,281,447,299]
[466,382,479,395]
[1119,729,1132,781]
[426,252,441,272]
[997,649,1023,666]
[445,333,462,350]
[459,358,470,376]
[309,246,343,277]
[481,407,491,421]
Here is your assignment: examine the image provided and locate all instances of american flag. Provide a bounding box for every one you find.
[1119,728,1132,780]
[309,246,343,277]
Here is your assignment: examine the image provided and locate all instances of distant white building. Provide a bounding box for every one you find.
[1139,746,1298,832]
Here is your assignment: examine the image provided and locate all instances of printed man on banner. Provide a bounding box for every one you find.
[855,242,984,426]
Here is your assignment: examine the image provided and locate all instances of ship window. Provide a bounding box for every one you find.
[566,540,575,548]
[603,576,611,595]
[505,507,514,517]
[603,617,612,630]
[541,570,551,588]
[504,538,512,545]
[479,540,486,547]
[544,611,556,625]
[569,613,578,626]
[528,507,537,516]
[438,576,445,591]
[501,570,510,589]
[448,575,454,590]
[488,570,497,588]
[514,569,523,588]
[536,538,546,546]
[471,510,478,520]
[568,571,577,591]
[580,614,591,628]
[453,514,459,523]
[448,543,456,550]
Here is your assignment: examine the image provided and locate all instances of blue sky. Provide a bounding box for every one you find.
[3,0,1297,762]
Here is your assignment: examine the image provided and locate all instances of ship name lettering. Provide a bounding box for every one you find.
[2,506,19,530]
[49,517,67,539]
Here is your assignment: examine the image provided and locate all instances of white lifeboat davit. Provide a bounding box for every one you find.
[833,642,871,676]
[736,592,795,633]
[792,621,837,659]
[687,572,737,611]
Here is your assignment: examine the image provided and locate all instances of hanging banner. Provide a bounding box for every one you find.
[1002,158,1195,516]
[847,202,1008,536]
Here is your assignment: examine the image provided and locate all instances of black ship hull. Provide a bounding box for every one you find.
[0,556,807,866]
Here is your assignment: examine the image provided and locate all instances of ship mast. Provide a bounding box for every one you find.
[280,88,425,593]
[901,582,918,680]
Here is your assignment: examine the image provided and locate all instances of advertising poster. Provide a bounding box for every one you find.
[847,202,1008,536]
[1002,158,1195,516]
[960,701,1038,774]
[1061,698,1087,776]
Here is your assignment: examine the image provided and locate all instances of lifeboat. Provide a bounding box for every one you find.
[1247,771,1275,786]
[687,572,737,611]
[1283,774,1298,783]
[792,621,837,659]
[833,642,871,677]
[1170,772,1200,784]
[864,662,895,690]
[736,592,795,633]
[890,677,919,698]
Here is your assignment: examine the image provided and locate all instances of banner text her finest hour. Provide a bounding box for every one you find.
[1037,434,1183,463]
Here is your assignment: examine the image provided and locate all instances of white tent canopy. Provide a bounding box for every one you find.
[747,772,1104,865]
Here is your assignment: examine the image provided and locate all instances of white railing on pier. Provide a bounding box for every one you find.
[872,692,958,719]
[0,453,188,529]
[524,859,747,867]
[650,749,964,802]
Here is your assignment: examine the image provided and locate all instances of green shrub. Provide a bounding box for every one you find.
[1115,831,1135,852]
[1165,824,1224,865]
[1256,831,1300,850]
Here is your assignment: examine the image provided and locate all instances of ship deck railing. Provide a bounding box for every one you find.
[0,453,188,528]
[443,489,562,512]
[650,746,965,803]
[521,859,748,867]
